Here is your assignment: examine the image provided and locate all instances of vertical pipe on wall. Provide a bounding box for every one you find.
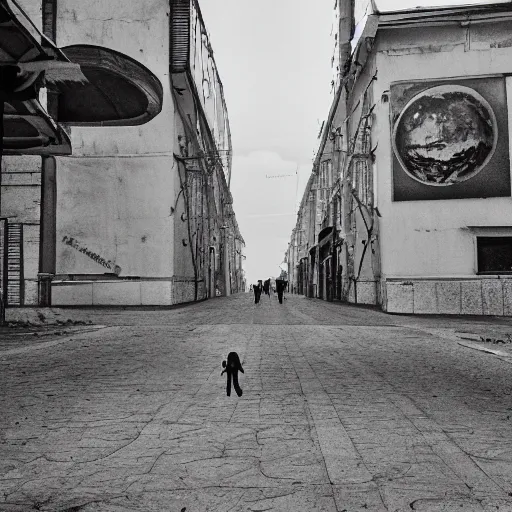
[42,0,60,119]
[39,0,57,308]
[339,0,355,77]
[38,156,57,306]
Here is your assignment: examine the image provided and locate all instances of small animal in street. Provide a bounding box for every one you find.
[221,351,244,397]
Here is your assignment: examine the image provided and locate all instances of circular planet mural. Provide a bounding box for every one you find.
[392,85,497,186]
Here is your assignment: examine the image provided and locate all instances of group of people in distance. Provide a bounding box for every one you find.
[250,278,288,305]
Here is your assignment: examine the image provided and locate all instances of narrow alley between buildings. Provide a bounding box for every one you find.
[2,295,512,511]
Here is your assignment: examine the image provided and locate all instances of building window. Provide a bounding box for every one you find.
[477,237,512,273]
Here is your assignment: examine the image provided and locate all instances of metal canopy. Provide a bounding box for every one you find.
[0,1,164,155]
[0,1,65,69]
[58,45,164,127]
[0,0,83,155]
[3,98,71,155]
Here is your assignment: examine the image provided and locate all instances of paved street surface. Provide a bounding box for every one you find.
[2,294,512,511]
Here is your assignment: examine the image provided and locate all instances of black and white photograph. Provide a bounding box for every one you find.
[2,0,512,511]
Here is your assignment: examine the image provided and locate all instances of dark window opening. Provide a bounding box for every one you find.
[477,237,512,273]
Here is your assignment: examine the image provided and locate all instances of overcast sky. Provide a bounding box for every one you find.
[199,0,508,286]
[200,0,334,285]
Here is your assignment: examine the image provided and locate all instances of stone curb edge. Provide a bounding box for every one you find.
[0,326,115,358]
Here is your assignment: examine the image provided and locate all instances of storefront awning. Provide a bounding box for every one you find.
[58,45,163,127]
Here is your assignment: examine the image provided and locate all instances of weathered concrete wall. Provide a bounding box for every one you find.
[51,0,176,305]
[56,156,174,277]
[374,21,512,278]
[171,110,208,302]
[51,277,205,307]
[1,156,42,305]
[172,113,196,286]
[385,277,512,316]
[52,280,173,306]
[340,52,379,305]
[370,20,512,314]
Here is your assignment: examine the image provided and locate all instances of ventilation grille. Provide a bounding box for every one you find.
[7,223,23,306]
[170,0,191,73]
[0,219,6,307]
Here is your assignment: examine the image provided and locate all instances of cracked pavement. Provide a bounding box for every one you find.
[2,295,512,511]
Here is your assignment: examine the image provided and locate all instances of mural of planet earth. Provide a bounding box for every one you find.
[393,85,497,186]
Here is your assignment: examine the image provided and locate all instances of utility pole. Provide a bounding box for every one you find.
[338,0,355,301]
[338,0,355,88]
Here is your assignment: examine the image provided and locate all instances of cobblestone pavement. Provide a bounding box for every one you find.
[2,294,512,511]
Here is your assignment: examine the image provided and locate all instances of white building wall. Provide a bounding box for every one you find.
[372,20,512,314]
[51,0,177,305]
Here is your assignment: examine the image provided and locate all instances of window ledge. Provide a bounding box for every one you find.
[477,271,512,276]
[466,226,512,236]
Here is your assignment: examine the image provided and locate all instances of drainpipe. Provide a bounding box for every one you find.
[38,156,57,306]
[221,225,230,297]
[339,0,355,79]
[338,0,355,302]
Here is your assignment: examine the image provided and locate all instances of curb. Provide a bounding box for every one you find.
[0,325,112,358]
[456,339,512,363]
[407,326,512,363]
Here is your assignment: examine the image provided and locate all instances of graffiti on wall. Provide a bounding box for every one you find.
[62,236,121,275]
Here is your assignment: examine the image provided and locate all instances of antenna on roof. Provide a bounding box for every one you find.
[317,120,325,139]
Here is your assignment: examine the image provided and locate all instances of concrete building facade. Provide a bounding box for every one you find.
[0,0,244,309]
[287,1,512,316]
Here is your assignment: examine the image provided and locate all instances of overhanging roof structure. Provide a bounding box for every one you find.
[352,0,512,49]
[58,45,164,127]
[0,0,77,154]
[372,0,510,13]
[3,98,71,155]
[0,0,164,155]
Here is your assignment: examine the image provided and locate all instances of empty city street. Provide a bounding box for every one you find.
[2,295,512,511]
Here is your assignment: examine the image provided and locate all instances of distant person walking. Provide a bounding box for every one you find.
[263,278,271,300]
[253,280,263,304]
[276,279,288,304]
